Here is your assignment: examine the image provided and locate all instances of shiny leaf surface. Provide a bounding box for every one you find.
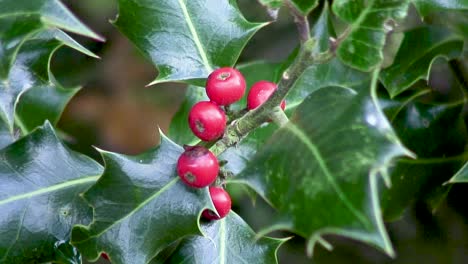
[236,70,409,256]
[115,0,267,85]
[0,122,103,263]
[167,212,284,263]
[0,119,13,150]
[380,92,467,219]
[380,26,464,97]
[71,135,214,264]
[0,0,102,131]
[412,0,468,16]
[332,0,410,71]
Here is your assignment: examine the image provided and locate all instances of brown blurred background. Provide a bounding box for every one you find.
[55,1,468,263]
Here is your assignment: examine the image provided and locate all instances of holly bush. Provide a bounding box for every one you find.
[0,0,467,263]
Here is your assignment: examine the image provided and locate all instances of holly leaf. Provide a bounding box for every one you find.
[13,29,98,134]
[166,212,285,263]
[0,119,13,150]
[235,70,410,256]
[412,0,468,16]
[332,0,410,71]
[380,91,467,219]
[311,2,336,54]
[71,134,214,264]
[450,162,468,183]
[287,58,369,108]
[0,122,103,263]
[290,0,319,15]
[256,0,318,15]
[380,26,464,97]
[0,0,102,131]
[257,0,283,9]
[115,0,267,85]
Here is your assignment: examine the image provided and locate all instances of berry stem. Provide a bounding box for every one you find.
[210,39,317,156]
[208,5,337,156]
[285,0,311,44]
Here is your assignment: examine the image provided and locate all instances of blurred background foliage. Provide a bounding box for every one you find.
[55,1,468,263]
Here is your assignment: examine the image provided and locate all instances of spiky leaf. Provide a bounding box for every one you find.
[115,0,267,85]
[0,0,102,131]
[332,0,410,71]
[167,212,284,263]
[71,135,213,264]
[380,26,464,97]
[0,122,103,263]
[236,70,410,256]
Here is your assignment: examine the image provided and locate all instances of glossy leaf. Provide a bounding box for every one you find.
[450,162,468,183]
[0,0,102,131]
[0,122,103,263]
[13,29,97,134]
[332,0,410,71]
[290,0,319,15]
[115,0,267,85]
[167,212,285,263]
[412,0,468,16]
[287,58,369,109]
[257,0,318,15]
[0,119,13,150]
[311,2,336,54]
[380,26,464,97]
[236,70,410,256]
[71,135,214,264]
[380,92,468,219]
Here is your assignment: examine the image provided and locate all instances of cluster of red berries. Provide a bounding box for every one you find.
[176,67,286,221]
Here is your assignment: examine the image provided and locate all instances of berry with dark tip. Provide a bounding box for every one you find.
[177,146,219,188]
[206,67,246,106]
[189,101,226,141]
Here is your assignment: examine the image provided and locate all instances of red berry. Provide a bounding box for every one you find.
[247,81,286,110]
[177,146,219,188]
[189,101,226,141]
[203,186,232,220]
[206,67,246,106]
[101,253,110,261]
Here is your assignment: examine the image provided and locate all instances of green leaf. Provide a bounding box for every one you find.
[0,122,103,263]
[256,0,318,15]
[0,0,101,132]
[382,157,462,219]
[167,212,285,263]
[13,29,98,134]
[287,58,369,109]
[450,161,468,183]
[71,134,214,264]
[380,26,464,97]
[332,0,410,71]
[290,0,319,15]
[412,0,468,16]
[236,70,410,256]
[311,2,336,54]
[257,0,283,9]
[0,119,13,150]
[380,91,468,219]
[0,0,102,77]
[115,0,267,85]
[52,240,83,264]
